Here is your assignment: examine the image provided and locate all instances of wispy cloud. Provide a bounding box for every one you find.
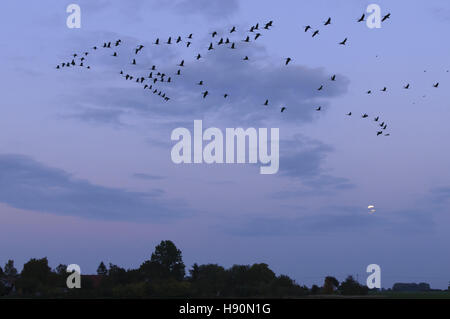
[0,154,188,222]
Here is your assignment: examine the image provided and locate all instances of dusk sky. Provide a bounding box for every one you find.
[1,0,450,289]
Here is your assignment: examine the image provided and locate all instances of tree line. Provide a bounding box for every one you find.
[0,240,369,298]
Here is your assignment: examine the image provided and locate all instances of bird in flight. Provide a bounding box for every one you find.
[381,87,387,92]
[382,13,391,22]
[312,30,319,37]
[331,75,336,81]
[202,91,209,98]
[316,106,322,111]
[433,82,439,88]
[230,26,236,33]
[339,38,348,45]
[358,14,365,22]
[304,25,312,32]
[317,85,323,91]
[285,58,292,65]
[264,100,269,106]
[347,112,352,116]
[404,83,410,89]
[362,114,369,118]
[324,17,331,25]
[281,107,286,113]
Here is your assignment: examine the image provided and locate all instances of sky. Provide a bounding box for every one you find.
[0,0,450,289]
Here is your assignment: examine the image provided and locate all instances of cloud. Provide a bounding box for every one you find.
[271,135,354,195]
[0,154,187,222]
[173,0,240,19]
[132,173,165,180]
[221,206,435,237]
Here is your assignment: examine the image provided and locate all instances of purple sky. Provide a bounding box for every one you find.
[1,0,450,289]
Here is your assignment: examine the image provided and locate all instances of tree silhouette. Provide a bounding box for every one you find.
[97,262,108,276]
[4,260,17,277]
[339,276,369,295]
[323,276,339,294]
[149,240,185,281]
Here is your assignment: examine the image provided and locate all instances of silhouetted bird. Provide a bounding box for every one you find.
[166,37,172,44]
[208,43,214,50]
[382,13,391,22]
[286,58,292,65]
[377,131,383,136]
[317,85,323,91]
[381,87,387,92]
[255,33,261,40]
[198,81,203,85]
[358,14,365,22]
[312,30,319,37]
[196,54,202,60]
[324,17,331,25]
[339,38,347,45]
[404,84,410,89]
[347,112,352,116]
[202,91,209,98]
[154,38,160,45]
[304,25,311,32]
[212,31,218,37]
[281,107,286,113]
[179,60,185,67]
[230,26,236,33]
[264,100,269,106]
[362,114,368,118]
[331,75,336,81]
[243,56,249,61]
[176,36,182,43]
[433,82,439,88]
[316,106,322,111]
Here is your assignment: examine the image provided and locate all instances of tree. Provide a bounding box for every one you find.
[55,264,67,276]
[339,275,369,295]
[4,260,18,277]
[189,263,200,281]
[17,258,54,295]
[150,240,185,281]
[311,284,320,295]
[97,262,108,276]
[323,276,339,294]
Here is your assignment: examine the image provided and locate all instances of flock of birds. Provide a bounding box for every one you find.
[56,11,445,137]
